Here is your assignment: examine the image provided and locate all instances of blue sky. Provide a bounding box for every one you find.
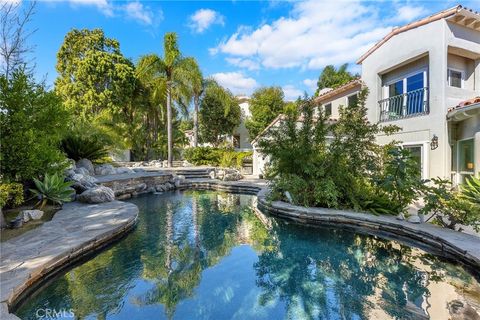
[15,0,480,100]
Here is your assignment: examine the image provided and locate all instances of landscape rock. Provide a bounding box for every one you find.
[23,210,44,221]
[76,159,95,175]
[209,171,216,179]
[407,215,421,224]
[95,164,116,176]
[9,217,23,229]
[156,185,166,192]
[68,173,98,193]
[65,169,76,178]
[74,167,90,176]
[223,170,243,181]
[396,213,405,221]
[115,167,134,174]
[77,186,115,204]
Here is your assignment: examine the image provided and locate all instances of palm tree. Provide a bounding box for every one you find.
[187,60,203,147]
[136,33,195,165]
[162,32,193,167]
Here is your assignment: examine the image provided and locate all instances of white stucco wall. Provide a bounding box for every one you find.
[361,18,480,180]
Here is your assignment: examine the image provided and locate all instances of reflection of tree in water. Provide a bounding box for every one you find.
[253,222,478,320]
[132,191,268,318]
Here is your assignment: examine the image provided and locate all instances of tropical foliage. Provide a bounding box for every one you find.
[421,177,480,232]
[0,70,70,183]
[55,28,136,119]
[61,134,110,162]
[314,63,357,95]
[30,173,75,209]
[184,147,251,168]
[0,182,24,208]
[245,87,285,140]
[258,90,403,213]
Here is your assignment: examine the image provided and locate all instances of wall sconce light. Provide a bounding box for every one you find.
[431,134,438,150]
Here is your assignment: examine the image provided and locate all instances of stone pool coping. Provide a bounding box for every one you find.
[1,175,480,319]
[0,201,138,319]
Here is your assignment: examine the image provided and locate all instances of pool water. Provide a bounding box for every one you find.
[16,191,480,320]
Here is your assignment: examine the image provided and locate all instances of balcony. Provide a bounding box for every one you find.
[379,87,429,122]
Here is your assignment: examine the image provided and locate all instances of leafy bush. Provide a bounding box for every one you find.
[61,134,110,162]
[30,173,75,209]
[460,175,480,205]
[374,147,423,214]
[184,147,252,168]
[0,182,24,208]
[420,178,479,232]
[220,151,252,168]
[0,71,70,182]
[184,147,223,166]
[259,90,399,213]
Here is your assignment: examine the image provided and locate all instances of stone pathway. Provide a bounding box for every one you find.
[0,201,138,319]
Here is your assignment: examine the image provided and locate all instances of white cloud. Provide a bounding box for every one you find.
[123,1,155,25]
[212,0,429,70]
[226,57,260,71]
[282,85,303,101]
[303,78,317,92]
[69,0,114,16]
[392,5,428,23]
[211,72,258,95]
[0,0,22,5]
[189,9,224,33]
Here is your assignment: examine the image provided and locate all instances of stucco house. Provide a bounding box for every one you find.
[253,4,480,183]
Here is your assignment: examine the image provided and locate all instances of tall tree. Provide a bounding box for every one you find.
[199,81,241,146]
[0,1,36,80]
[315,64,356,96]
[188,61,203,147]
[245,86,285,140]
[161,33,194,166]
[55,28,136,119]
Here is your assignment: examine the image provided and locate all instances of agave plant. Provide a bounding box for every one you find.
[30,173,75,209]
[460,175,480,205]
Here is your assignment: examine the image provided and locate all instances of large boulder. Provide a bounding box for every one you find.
[76,159,95,175]
[68,173,98,193]
[77,186,115,203]
[95,164,116,176]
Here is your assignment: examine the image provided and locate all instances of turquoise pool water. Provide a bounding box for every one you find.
[16,191,480,319]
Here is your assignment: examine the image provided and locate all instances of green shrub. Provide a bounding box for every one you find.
[460,175,480,205]
[30,173,75,209]
[220,150,253,168]
[374,147,423,214]
[420,178,479,232]
[184,147,222,166]
[0,182,24,208]
[61,134,110,162]
[0,71,70,183]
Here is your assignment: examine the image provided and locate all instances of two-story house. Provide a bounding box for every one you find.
[252,4,480,183]
[359,4,479,183]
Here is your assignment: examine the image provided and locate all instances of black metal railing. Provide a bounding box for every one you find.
[379,87,428,122]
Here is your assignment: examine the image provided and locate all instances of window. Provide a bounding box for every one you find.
[448,69,463,88]
[233,135,240,148]
[324,103,332,117]
[404,145,423,179]
[459,139,474,172]
[347,94,358,107]
[382,70,427,119]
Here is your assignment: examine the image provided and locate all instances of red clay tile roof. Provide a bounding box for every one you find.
[448,96,480,113]
[314,79,363,103]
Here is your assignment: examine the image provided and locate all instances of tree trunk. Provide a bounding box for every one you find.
[0,208,6,229]
[193,96,199,148]
[167,84,173,167]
